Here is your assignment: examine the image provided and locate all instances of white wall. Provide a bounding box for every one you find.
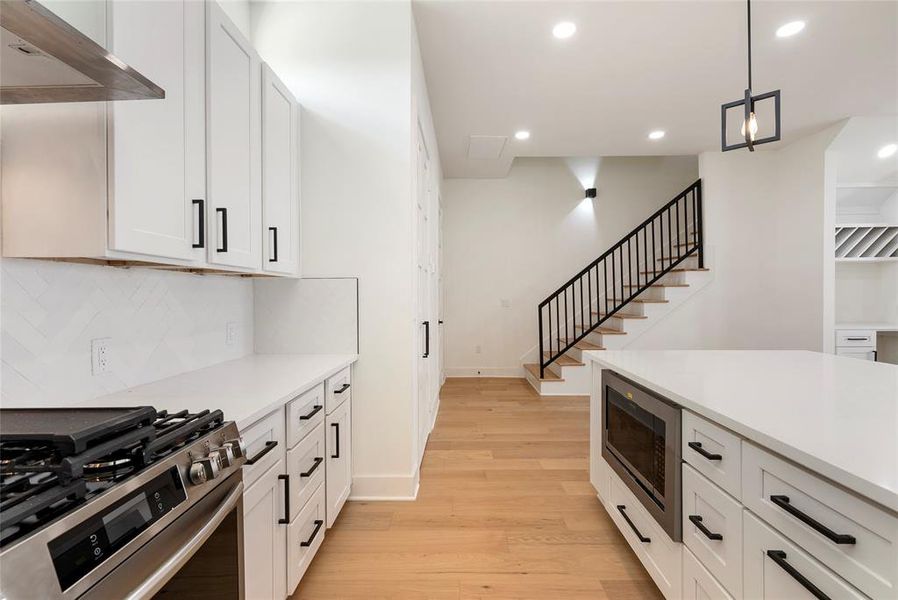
[442,156,698,375]
[628,125,842,352]
[1,259,253,405]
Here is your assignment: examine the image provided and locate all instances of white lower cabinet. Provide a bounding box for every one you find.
[744,511,867,599]
[325,398,352,528]
[287,484,327,594]
[682,546,734,600]
[243,459,287,600]
[287,422,326,520]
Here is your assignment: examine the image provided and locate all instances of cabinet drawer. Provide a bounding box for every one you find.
[287,483,326,595]
[286,422,326,522]
[242,409,285,488]
[607,471,682,598]
[744,511,867,600]
[836,330,877,347]
[286,383,325,449]
[682,464,743,597]
[682,410,742,499]
[325,366,351,414]
[682,546,734,600]
[743,442,897,599]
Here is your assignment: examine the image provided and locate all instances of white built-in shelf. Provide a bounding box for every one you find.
[835,225,898,260]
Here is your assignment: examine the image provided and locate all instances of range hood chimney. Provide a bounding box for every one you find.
[0,0,164,104]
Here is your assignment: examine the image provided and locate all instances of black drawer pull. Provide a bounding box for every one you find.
[300,457,323,478]
[299,405,323,421]
[245,440,278,465]
[331,423,340,459]
[845,337,869,341]
[766,550,831,600]
[616,505,650,543]
[216,207,228,252]
[277,474,290,524]
[334,383,350,395]
[269,226,278,262]
[300,519,324,547]
[423,320,430,358]
[688,515,723,540]
[770,495,856,545]
[192,199,205,248]
[688,441,722,461]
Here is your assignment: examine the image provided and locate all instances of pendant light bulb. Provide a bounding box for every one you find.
[741,112,759,141]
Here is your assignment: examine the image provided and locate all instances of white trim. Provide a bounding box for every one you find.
[444,367,524,378]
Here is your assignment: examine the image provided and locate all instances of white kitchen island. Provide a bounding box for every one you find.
[583,350,898,600]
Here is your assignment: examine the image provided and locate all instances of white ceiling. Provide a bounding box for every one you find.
[413,1,898,178]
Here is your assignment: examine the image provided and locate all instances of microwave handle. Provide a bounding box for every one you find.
[123,480,244,600]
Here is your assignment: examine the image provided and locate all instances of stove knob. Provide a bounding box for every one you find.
[224,437,247,460]
[188,454,221,485]
[212,444,235,467]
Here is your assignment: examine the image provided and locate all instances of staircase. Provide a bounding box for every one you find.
[524,179,709,395]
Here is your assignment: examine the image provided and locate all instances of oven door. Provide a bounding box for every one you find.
[81,472,244,600]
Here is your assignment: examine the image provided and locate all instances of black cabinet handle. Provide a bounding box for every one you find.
[770,495,856,545]
[438,320,444,325]
[688,441,722,461]
[616,505,650,543]
[192,199,205,248]
[331,423,340,459]
[269,226,278,262]
[299,405,323,421]
[766,550,831,600]
[216,207,228,252]
[334,383,350,395]
[245,440,278,465]
[688,515,723,540]
[423,320,430,358]
[845,337,869,341]
[277,474,290,524]
[300,457,323,478]
[300,519,324,547]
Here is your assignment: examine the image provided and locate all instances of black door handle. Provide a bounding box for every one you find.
[331,422,340,459]
[269,226,278,262]
[334,383,350,395]
[245,440,278,465]
[688,441,722,461]
[300,520,324,547]
[299,405,323,421]
[688,515,723,540]
[423,320,430,358]
[770,495,856,545]
[192,199,205,248]
[216,207,228,252]
[277,474,290,524]
[300,457,324,478]
[616,505,650,543]
[766,550,831,600]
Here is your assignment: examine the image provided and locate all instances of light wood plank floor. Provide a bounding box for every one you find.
[290,377,664,600]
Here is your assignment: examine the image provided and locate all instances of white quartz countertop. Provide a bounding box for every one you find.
[835,323,898,331]
[583,350,898,512]
[79,354,358,429]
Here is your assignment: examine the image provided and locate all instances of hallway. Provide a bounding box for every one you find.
[290,377,663,599]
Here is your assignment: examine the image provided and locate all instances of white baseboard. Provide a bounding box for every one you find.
[444,367,524,378]
[349,473,420,501]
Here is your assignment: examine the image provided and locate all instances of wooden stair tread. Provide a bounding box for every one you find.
[574,341,605,351]
[523,363,564,382]
[622,283,689,288]
[593,312,647,319]
[639,267,709,274]
[575,325,626,335]
[541,354,585,367]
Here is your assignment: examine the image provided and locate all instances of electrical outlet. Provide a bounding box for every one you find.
[500,298,511,308]
[225,322,237,346]
[91,338,111,375]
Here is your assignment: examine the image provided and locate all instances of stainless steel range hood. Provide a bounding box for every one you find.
[0,0,164,104]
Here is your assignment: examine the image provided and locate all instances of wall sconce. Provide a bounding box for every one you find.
[585,188,597,199]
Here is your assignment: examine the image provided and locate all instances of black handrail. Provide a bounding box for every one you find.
[538,179,703,378]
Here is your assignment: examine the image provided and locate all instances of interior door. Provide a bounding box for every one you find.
[107,0,205,261]
[415,125,431,464]
[206,1,261,270]
[261,63,299,275]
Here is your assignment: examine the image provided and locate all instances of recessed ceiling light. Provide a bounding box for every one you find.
[776,20,805,38]
[878,143,897,159]
[514,130,531,141]
[552,22,576,39]
[648,130,666,140]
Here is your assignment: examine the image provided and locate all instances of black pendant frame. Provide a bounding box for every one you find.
[721,88,781,152]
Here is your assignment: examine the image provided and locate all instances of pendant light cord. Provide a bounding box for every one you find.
[747,0,752,90]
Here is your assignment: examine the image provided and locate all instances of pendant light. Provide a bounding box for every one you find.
[721,0,781,152]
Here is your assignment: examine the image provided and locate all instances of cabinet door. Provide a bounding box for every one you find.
[107,0,205,261]
[325,400,351,528]
[206,1,262,270]
[243,460,287,600]
[261,63,300,275]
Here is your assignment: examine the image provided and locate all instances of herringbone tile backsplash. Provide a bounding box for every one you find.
[1,258,254,406]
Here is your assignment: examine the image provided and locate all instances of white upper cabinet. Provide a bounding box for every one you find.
[107,0,205,261]
[261,63,300,276]
[206,1,262,270]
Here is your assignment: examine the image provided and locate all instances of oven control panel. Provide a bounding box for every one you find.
[48,467,187,590]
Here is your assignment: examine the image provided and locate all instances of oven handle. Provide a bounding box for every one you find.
[124,480,244,600]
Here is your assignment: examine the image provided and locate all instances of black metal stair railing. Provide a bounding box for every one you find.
[538,179,703,378]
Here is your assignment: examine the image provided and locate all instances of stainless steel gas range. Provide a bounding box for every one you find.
[0,407,246,599]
